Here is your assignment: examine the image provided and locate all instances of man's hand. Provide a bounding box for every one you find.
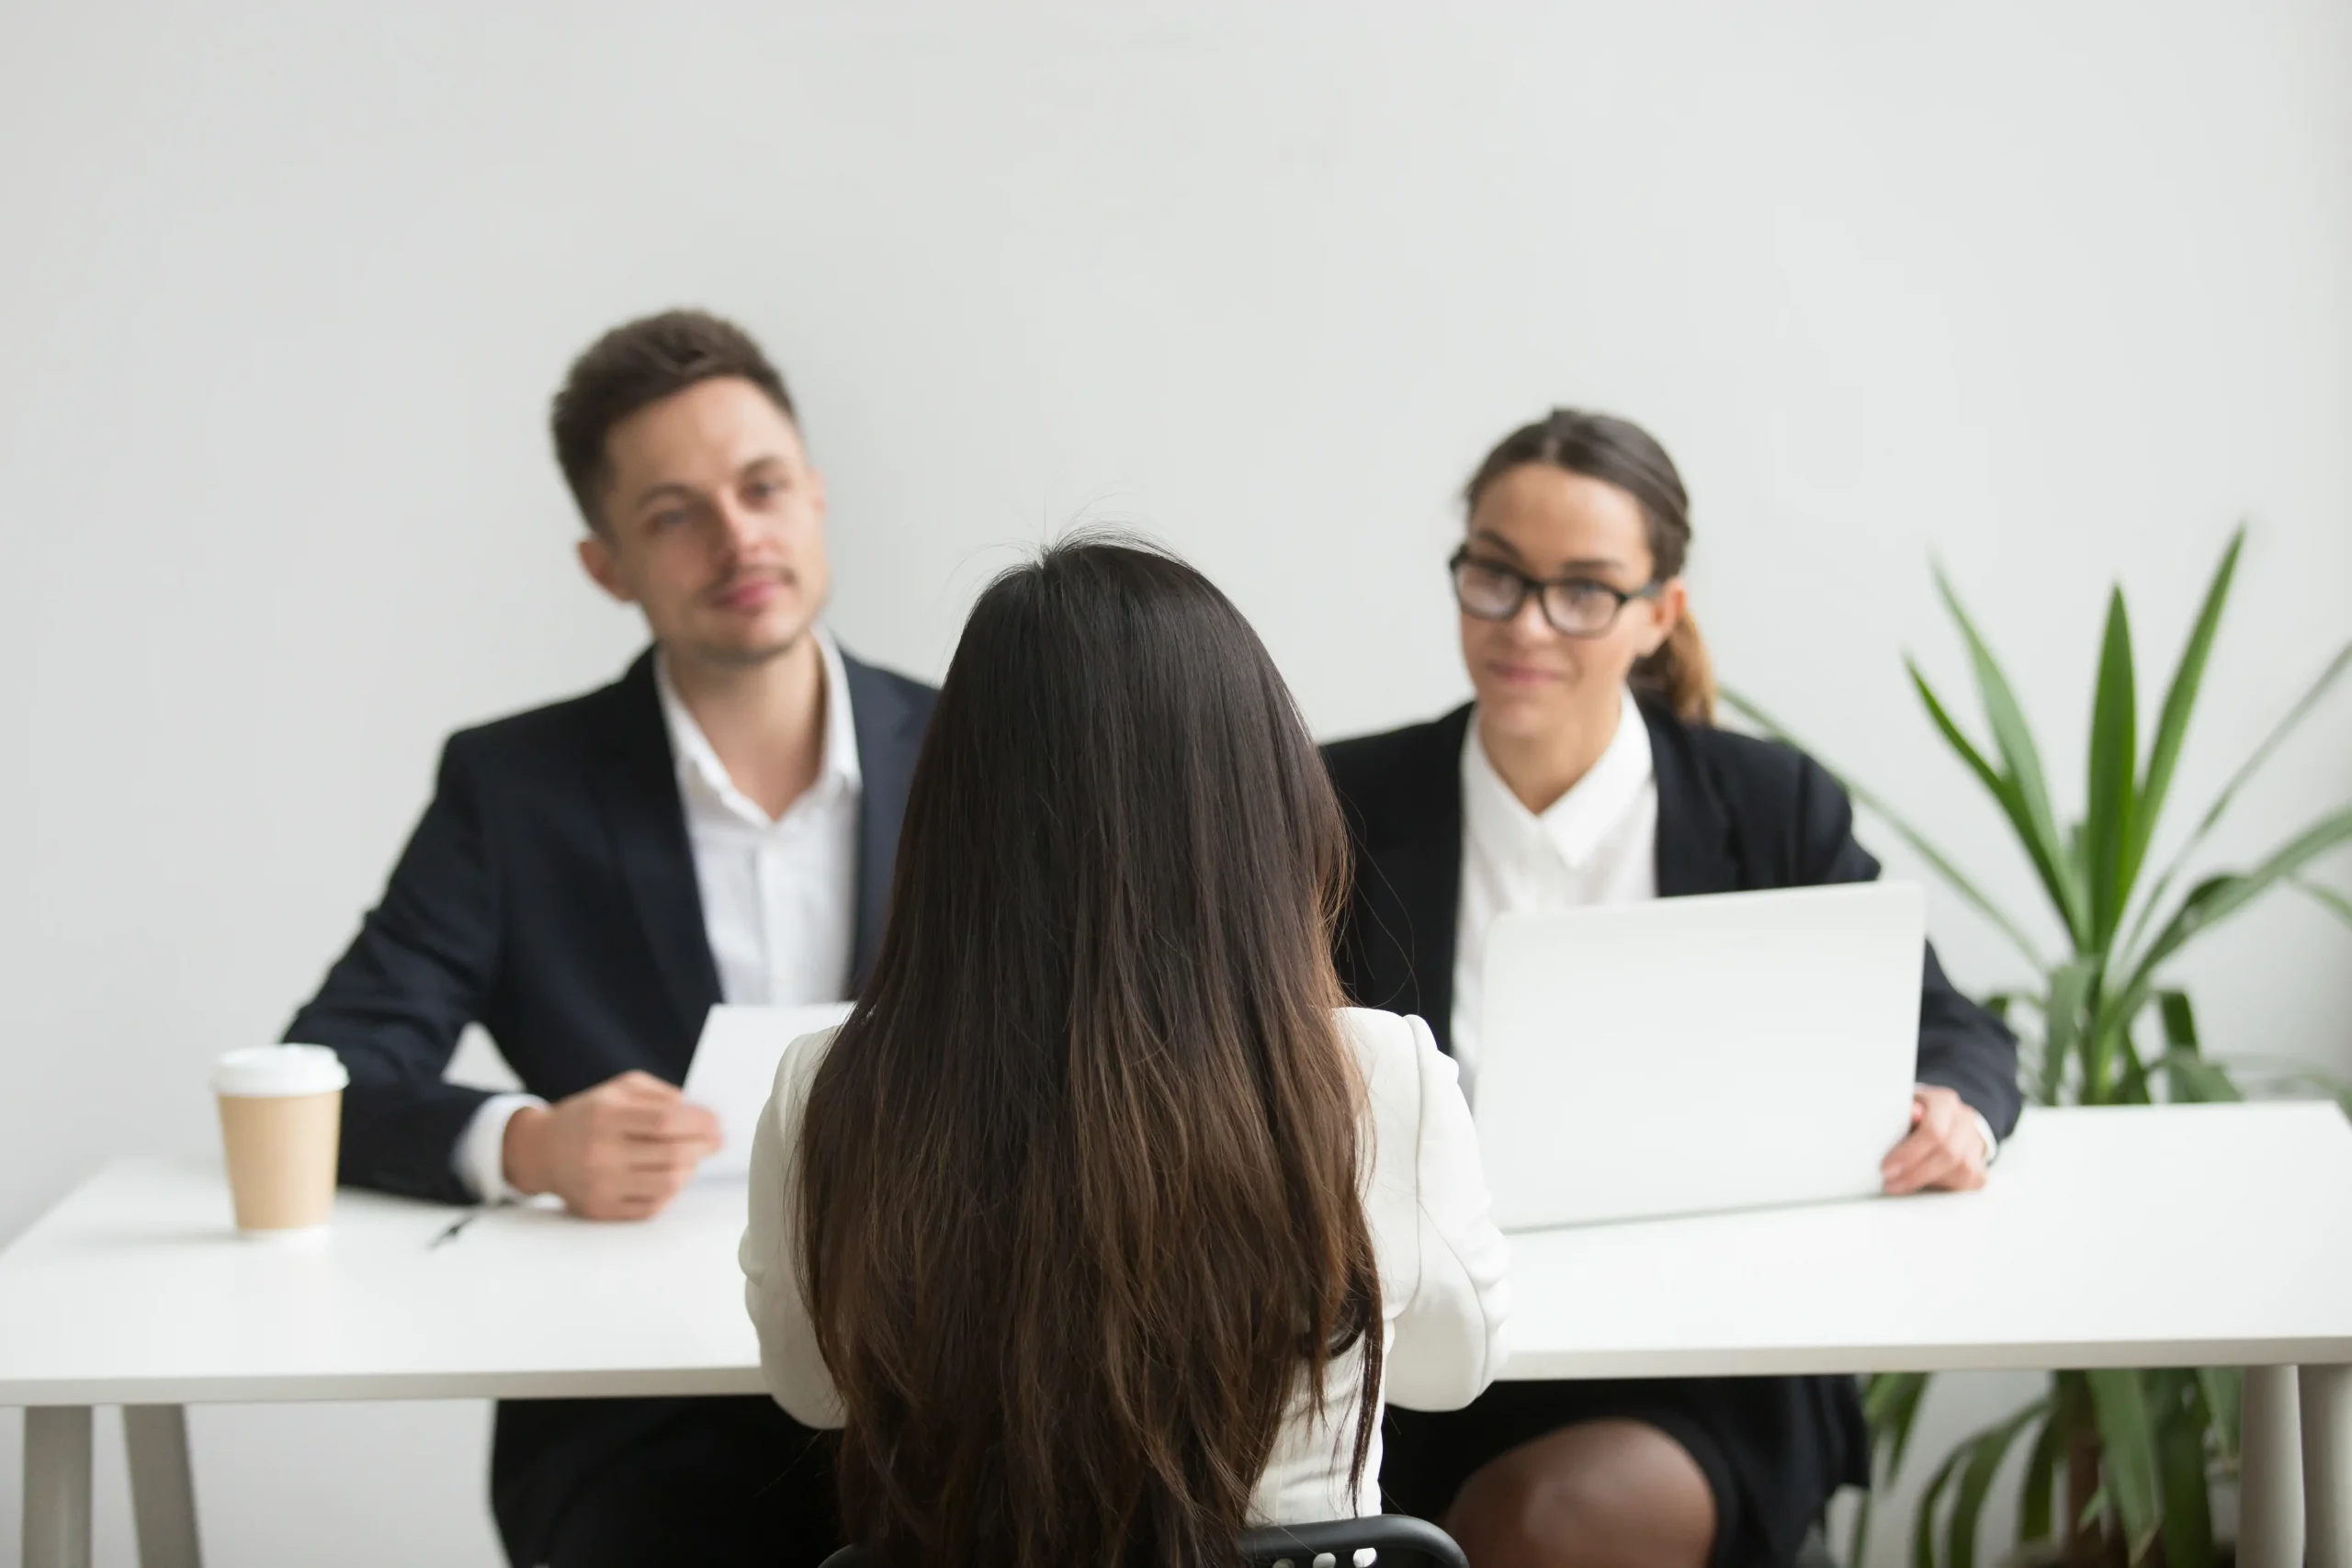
[503,1071,722,1220]
[1881,1085,1991,1196]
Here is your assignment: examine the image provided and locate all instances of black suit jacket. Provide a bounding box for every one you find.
[284,644,934,1563]
[1323,698,2022,1135]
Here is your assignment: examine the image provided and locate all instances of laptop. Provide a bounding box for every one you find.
[1473,881,1924,1232]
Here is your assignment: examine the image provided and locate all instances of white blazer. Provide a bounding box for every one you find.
[739,1006,1512,1525]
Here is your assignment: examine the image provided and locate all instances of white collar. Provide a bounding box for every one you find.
[653,627,861,826]
[1461,685,1655,870]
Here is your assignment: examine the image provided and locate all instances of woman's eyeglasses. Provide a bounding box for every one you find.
[1448,548,1659,638]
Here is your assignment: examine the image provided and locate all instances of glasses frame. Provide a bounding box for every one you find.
[1447,547,1662,639]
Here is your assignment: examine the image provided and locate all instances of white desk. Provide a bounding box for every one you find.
[5,1102,2350,1568]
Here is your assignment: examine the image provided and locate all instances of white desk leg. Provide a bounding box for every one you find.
[125,1404,204,1568]
[22,1405,94,1568]
[2302,1365,2352,1568]
[2243,1365,2305,1568]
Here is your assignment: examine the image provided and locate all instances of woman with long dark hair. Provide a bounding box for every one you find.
[741,536,1510,1567]
[1327,411,2020,1568]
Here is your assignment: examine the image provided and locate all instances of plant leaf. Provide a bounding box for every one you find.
[2157,1377,2218,1568]
[1936,565,2090,945]
[1867,1370,1937,1483]
[2039,956,2097,1105]
[2109,1014,2154,1106]
[2019,1405,2067,1547]
[2085,587,2140,948]
[1853,1371,1935,1568]
[2181,638,2352,845]
[2086,1369,2165,1562]
[2158,991,2199,1052]
[1721,685,2051,971]
[1849,1487,1877,1568]
[1914,1443,1967,1568]
[2128,528,2243,897]
[1909,659,2015,817]
[2199,1368,2243,1470]
[2293,874,2352,929]
[1984,989,2044,1021]
[1947,1400,2051,1568]
[1906,660,2075,947]
[2157,1050,2244,1104]
[1911,653,2086,950]
[2113,808,2352,1026]
[2223,1064,2352,1119]
[2120,637,2352,963]
[2186,1054,2352,1116]
[1863,1368,1924,1426]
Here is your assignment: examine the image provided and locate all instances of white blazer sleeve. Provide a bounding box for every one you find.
[737,1030,849,1428]
[1382,1012,1512,1411]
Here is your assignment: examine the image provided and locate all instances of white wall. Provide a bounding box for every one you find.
[3,2,2347,1562]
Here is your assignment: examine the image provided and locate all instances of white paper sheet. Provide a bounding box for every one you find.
[683,1002,854,1178]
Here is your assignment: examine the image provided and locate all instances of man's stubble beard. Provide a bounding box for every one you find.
[686,624,810,672]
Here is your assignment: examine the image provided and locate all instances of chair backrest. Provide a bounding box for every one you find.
[816,1515,1467,1568]
[1238,1516,1467,1568]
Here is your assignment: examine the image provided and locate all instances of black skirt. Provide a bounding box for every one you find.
[1380,1374,1869,1568]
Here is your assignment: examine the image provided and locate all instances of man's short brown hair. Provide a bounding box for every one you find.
[549,309,797,532]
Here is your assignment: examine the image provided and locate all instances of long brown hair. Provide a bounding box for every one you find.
[1464,408,1716,723]
[795,536,1383,1567]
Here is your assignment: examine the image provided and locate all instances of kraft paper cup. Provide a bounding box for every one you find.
[211,1045,349,1239]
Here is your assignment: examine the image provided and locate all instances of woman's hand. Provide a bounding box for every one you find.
[1880,1086,1991,1196]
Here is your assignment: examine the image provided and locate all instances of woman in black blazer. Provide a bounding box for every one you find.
[1326,410,2021,1568]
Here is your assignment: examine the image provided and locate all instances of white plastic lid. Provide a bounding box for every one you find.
[210,1044,350,1099]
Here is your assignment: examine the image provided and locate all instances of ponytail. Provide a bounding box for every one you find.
[1632,612,1715,726]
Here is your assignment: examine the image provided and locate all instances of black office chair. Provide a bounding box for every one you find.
[1239,1514,1467,1568]
[817,1513,1467,1568]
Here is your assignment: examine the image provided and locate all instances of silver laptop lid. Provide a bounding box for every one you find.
[1474,881,1925,1232]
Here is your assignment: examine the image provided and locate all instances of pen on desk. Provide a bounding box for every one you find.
[430,1211,484,1248]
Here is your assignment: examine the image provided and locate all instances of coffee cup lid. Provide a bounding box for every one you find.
[211,1044,350,1099]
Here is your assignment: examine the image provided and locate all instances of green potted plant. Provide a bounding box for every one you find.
[1726,527,2352,1568]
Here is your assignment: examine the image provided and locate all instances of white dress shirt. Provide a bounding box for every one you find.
[1448,685,1996,1159]
[1450,685,1659,1107]
[656,630,862,1011]
[741,1008,1513,1524]
[452,629,865,1201]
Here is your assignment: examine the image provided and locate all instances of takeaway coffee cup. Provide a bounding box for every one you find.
[211,1045,349,1237]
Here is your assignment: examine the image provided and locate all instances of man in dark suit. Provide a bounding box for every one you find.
[286,310,933,1567]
